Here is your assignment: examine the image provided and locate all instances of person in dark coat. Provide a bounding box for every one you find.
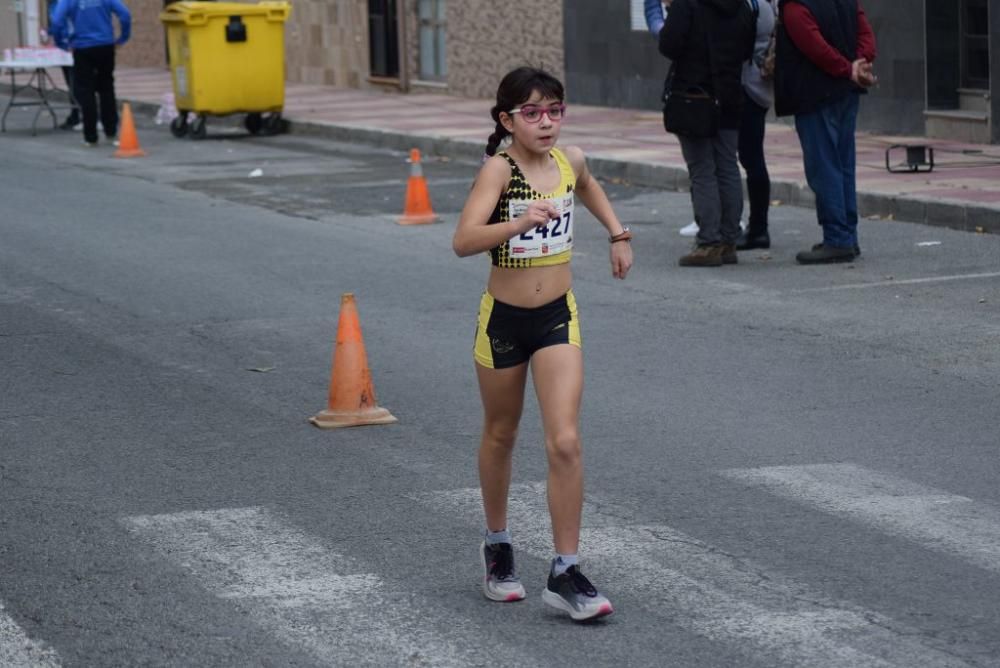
[660,0,757,267]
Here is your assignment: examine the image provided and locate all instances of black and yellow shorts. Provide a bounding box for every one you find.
[473,290,581,369]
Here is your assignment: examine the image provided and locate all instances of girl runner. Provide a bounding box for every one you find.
[452,66,633,622]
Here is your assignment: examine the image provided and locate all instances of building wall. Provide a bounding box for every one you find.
[563,1,665,111]
[991,2,1000,143]
[563,0,947,139]
[284,0,369,87]
[859,0,925,136]
[117,0,167,68]
[114,0,371,87]
[1,5,22,51]
[448,0,564,99]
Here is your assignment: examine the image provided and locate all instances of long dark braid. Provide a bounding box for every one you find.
[484,113,509,159]
[483,66,565,158]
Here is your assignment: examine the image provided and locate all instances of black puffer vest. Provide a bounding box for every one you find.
[774,0,858,117]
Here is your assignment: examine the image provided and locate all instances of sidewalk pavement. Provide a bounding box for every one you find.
[110,67,1000,234]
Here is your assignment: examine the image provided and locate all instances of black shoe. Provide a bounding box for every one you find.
[542,563,614,621]
[796,244,856,264]
[812,242,860,257]
[480,541,525,602]
[736,231,770,250]
[59,116,78,130]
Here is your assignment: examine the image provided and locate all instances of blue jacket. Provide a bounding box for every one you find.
[50,0,131,51]
[645,0,665,36]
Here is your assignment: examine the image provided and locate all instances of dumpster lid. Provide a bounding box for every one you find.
[160,1,290,24]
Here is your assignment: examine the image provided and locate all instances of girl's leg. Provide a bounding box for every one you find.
[475,362,528,532]
[530,344,583,555]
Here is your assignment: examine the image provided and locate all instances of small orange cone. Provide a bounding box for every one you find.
[397,148,438,225]
[113,102,146,158]
[310,293,398,429]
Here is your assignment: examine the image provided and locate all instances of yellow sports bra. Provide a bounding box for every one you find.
[487,148,576,268]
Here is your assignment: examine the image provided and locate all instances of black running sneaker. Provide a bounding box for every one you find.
[542,563,613,621]
[480,541,526,602]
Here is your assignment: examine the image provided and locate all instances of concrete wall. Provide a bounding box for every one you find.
[563,0,940,139]
[992,1,1000,143]
[856,0,926,136]
[563,1,665,111]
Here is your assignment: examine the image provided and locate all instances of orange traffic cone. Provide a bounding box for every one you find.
[114,103,146,158]
[398,148,438,225]
[310,293,398,429]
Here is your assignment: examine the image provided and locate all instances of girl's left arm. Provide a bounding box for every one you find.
[564,146,633,280]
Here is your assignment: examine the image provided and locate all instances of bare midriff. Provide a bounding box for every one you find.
[487,263,572,308]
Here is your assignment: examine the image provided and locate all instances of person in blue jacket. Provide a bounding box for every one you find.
[50,0,131,146]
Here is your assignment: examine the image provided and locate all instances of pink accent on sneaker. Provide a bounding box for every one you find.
[505,592,523,602]
[598,603,614,615]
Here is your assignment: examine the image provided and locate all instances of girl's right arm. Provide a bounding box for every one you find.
[452,156,558,257]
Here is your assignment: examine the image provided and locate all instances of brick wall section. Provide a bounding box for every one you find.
[118,0,168,68]
[111,0,566,97]
[284,0,369,87]
[447,0,564,99]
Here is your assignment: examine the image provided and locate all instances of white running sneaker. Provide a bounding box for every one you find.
[679,221,699,236]
[679,220,747,236]
[481,541,526,602]
[542,563,614,622]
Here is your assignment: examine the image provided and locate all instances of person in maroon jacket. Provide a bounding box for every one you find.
[774,0,876,264]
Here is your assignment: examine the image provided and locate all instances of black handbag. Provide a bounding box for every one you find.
[660,0,722,138]
[662,85,720,138]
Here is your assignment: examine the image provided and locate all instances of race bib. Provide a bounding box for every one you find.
[507,194,574,259]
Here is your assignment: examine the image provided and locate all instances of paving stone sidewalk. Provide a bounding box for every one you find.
[32,67,1000,232]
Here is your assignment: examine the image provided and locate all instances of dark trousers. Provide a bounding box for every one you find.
[72,44,118,143]
[60,66,80,124]
[794,93,860,249]
[678,129,743,246]
[737,92,770,235]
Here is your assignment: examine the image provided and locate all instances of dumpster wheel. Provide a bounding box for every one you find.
[244,113,263,135]
[170,113,189,138]
[262,113,288,135]
[189,115,208,140]
[245,112,286,136]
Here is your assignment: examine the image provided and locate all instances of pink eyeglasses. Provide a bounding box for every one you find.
[508,103,567,123]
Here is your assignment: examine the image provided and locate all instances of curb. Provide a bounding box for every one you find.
[5,83,996,235]
[282,116,999,236]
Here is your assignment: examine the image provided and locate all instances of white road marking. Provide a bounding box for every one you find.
[722,463,1000,574]
[793,271,1000,292]
[0,601,62,667]
[124,506,533,668]
[414,483,970,667]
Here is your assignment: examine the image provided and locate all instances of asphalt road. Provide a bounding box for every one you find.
[1,104,999,667]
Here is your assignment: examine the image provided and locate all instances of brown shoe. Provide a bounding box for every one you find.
[720,244,738,265]
[679,244,723,267]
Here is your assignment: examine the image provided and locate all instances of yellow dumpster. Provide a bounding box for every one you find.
[160,1,292,138]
